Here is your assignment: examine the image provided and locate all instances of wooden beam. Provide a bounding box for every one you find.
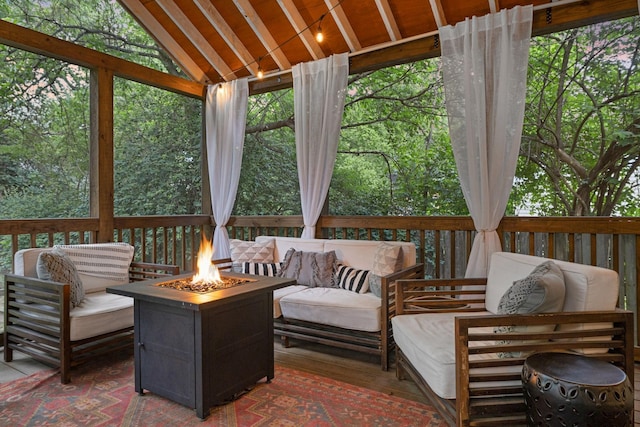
[325,0,361,51]
[118,0,207,83]
[249,0,639,95]
[375,0,402,41]
[428,0,448,28]
[155,0,236,81]
[277,0,325,60]
[233,0,291,71]
[194,0,259,77]
[0,20,205,98]
[90,68,115,243]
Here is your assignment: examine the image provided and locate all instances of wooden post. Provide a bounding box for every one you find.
[90,67,114,243]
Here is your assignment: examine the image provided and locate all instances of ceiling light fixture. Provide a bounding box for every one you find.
[315,14,326,43]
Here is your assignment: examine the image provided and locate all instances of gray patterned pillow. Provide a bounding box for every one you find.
[495,260,565,357]
[37,247,85,307]
[278,248,337,288]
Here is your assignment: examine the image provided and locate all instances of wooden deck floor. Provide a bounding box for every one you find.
[1,340,639,424]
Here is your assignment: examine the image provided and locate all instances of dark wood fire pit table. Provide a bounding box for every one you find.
[107,272,295,419]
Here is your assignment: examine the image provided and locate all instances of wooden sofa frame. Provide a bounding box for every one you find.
[3,261,179,384]
[275,263,425,371]
[394,278,635,427]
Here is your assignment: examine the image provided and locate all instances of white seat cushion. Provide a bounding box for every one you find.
[70,292,134,341]
[392,311,523,399]
[273,285,307,318]
[279,287,381,332]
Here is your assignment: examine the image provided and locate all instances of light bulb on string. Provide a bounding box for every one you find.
[315,14,325,43]
[257,57,264,79]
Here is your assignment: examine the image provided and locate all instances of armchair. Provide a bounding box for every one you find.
[4,244,179,383]
[392,252,634,426]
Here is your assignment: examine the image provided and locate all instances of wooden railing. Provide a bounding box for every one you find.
[1,214,639,345]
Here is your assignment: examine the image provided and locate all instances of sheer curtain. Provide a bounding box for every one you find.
[293,53,349,239]
[440,6,533,277]
[205,78,249,259]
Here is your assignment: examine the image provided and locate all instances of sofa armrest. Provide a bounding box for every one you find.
[4,274,71,363]
[395,278,487,314]
[128,262,180,281]
[454,309,634,426]
[378,263,424,370]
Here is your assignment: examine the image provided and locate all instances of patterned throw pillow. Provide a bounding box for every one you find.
[37,247,85,307]
[369,242,403,297]
[229,239,275,272]
[336,264,371,294]
[494,260,566,357]
[243,262,281,277]
[54,243,134,284]
[278,248,337,288]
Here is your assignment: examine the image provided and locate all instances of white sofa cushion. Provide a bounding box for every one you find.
[256,236,326,262]
[392,311,520,399]
[279,287,382,332]
[273,285,307,318]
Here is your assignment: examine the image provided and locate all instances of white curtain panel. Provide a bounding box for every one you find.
[293,53,349,239]
[440,5,533,277]
[205,78,249,259]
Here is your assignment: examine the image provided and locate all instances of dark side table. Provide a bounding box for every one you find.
[522,352,633,427]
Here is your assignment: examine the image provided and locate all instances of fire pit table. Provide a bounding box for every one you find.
[107,272,294,419]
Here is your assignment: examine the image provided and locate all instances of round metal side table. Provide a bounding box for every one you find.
[521,352,632,427]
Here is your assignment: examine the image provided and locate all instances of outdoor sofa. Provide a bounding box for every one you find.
[228,236,424,370]
[4,242,179,383]
[391,251,634,426]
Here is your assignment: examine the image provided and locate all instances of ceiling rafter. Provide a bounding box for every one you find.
[277,0,325,60]
[193,0,258,77]
[488,0,499,13]
[375,0,402,41]
[428,0,448,28]
[155,0,235,81]
[324,0,361,52]
[233,0,291,71]
[118,0,206,83]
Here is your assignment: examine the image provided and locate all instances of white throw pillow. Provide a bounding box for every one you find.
[369,242,403,297]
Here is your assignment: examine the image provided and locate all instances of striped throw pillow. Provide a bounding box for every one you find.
[336,264,371,294]
[54,243,134,284]
[243,262,281,276]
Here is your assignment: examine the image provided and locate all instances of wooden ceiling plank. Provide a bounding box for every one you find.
[233,0,291,70]
[0,20,204,98]
[193,0,258,76]
[325,0,361,51]
[155,0,236,81]
[375,0,402,41]
[119,0,207,83]
[428,0,448,27]
[277,0,324,60]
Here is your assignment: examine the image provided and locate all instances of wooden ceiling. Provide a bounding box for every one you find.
[118,0,638,93]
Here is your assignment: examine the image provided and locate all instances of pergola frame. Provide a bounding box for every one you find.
[0,0,638,242]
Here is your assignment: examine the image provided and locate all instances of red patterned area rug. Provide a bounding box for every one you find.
[0,352,445,426]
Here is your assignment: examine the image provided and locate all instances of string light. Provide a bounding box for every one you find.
[221,0,345,82]
[257,57,264,79]
[315,14,325,43]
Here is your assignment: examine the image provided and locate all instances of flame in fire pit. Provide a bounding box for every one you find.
[191,236,221,285]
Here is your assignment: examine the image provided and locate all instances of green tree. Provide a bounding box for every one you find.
[518,17,640,216]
